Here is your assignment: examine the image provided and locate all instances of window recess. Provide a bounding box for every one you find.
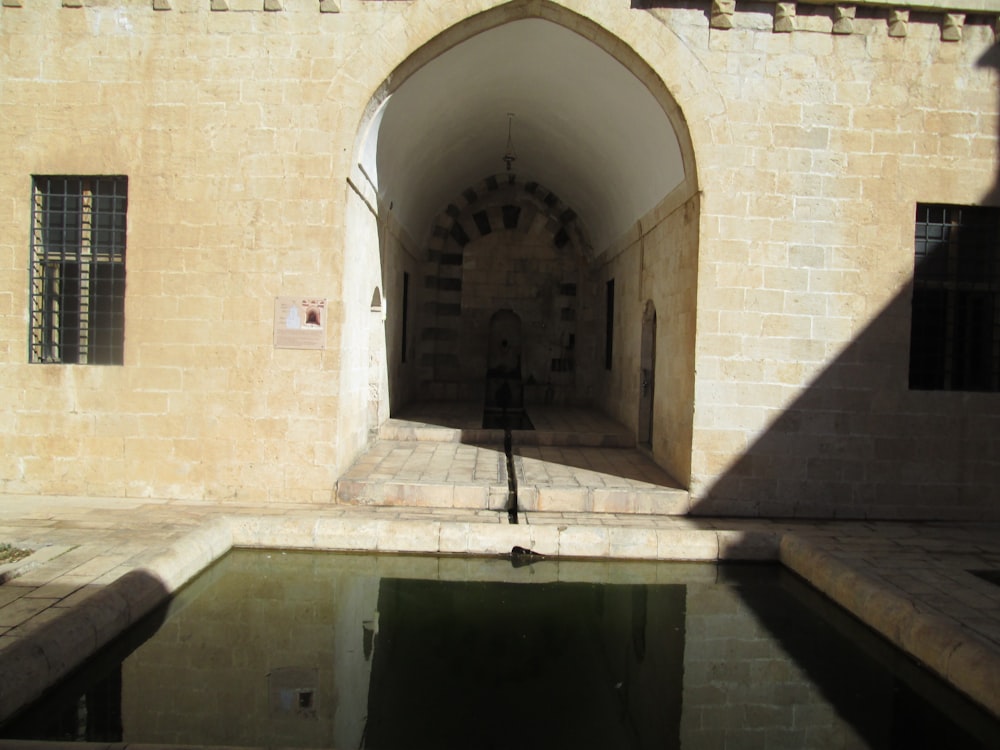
[29,176,127,365]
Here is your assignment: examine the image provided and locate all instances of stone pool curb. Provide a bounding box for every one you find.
[0,514,778,724]
[224,512,782,561]
[0,520,235,723]
[780,533,1000,720]
[0,507,998,730]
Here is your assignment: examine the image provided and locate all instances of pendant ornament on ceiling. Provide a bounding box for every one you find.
[502,112,517,172]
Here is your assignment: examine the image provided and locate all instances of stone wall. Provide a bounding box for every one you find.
[677,4,1000,516]
[0,0,997,515]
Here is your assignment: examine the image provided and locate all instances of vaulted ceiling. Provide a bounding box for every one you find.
[362,18,686,253]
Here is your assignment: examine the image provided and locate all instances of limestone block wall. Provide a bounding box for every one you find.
[671,6,1000,517]
[0,0,390,502]
[594,241,643,427]
[0,0,997,516]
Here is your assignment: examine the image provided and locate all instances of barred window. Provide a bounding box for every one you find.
[909,203,1000,391]
[30,177,127,365]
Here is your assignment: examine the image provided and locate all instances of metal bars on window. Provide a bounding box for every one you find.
[30,176,127,365]
[910,203,1000,391]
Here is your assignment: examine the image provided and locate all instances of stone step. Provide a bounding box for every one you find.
[335,440,689,515]
[378,418,635,448]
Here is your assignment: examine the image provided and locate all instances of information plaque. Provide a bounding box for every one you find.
[274,297,327,350]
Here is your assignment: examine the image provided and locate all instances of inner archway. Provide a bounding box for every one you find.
[416,175,595,411]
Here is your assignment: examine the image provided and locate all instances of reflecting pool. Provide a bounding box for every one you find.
[3,550,999,749]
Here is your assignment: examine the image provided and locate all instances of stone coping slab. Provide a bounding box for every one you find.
[0,510,997,728]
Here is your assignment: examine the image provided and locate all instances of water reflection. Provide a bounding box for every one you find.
[2,552,998,749]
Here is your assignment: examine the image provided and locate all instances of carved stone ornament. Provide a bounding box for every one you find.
[774,2,796,33]
[710,0,736,29]
[832,5,856,34]
[942,13,965,42]
[888,8,909,37]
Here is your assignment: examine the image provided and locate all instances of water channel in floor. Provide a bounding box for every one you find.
[3,550,999,749]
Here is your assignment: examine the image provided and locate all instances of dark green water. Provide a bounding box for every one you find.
[3,551,999,749]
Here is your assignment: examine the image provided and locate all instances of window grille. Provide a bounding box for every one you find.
[29,177,127,365]
[909,204,1000,391]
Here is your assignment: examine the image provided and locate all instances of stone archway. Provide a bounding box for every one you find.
[346,4,700,487]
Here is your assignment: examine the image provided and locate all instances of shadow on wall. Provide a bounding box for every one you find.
[696,283,1000,520]
[695,42,1000,520]
[976,42,1000,206]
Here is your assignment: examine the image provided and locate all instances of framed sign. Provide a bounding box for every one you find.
[274,297,327,350]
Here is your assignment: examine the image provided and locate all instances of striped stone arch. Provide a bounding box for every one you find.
[417,174,593,401]
[425,173,592,260]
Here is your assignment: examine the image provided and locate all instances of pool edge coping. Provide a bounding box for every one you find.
[0,513,997,728]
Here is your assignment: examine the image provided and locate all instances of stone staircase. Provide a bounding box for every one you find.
[335,403,690,515]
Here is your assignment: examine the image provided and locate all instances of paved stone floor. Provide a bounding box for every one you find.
[339,402,689,513]
[0,402,997,735]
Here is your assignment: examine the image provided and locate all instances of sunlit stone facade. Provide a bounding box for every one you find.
[1,0,998,518]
